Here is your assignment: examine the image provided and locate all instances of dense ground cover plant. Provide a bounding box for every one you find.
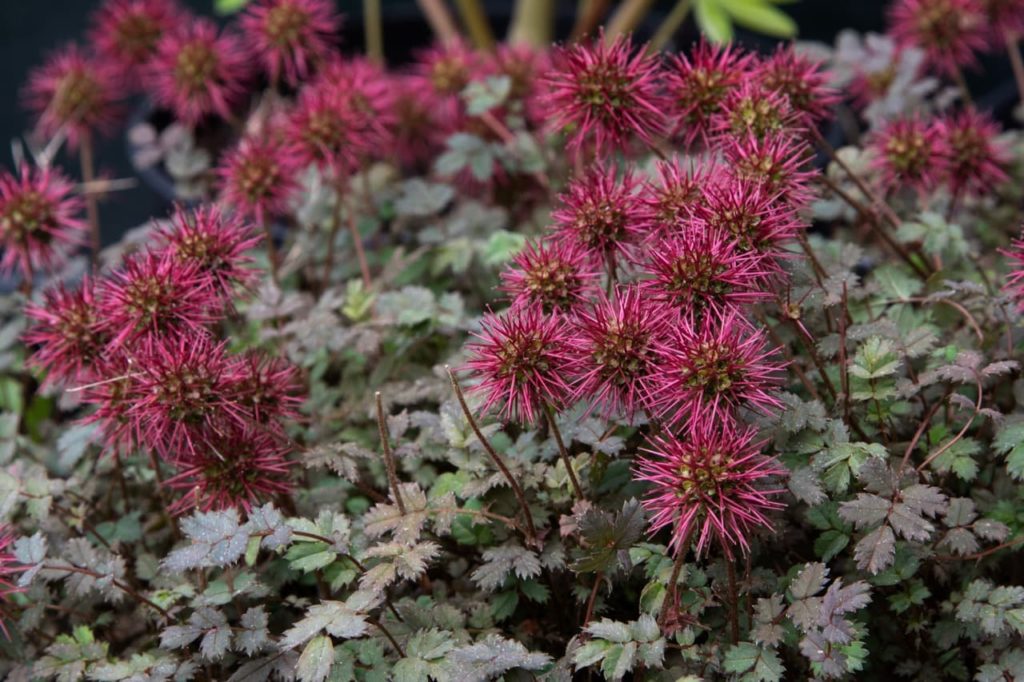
[1,0,1024,679]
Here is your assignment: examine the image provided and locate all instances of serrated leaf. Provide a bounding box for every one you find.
[853,525,896,574]
[297,636,334,682]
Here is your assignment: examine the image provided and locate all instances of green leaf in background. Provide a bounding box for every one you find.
[718,0,797,38]
[695,0,734,43]
[214,0,251,15]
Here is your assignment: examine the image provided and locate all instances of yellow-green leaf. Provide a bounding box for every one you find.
[695,0,735,43]
[719,0,797,38]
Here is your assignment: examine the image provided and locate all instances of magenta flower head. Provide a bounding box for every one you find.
[23,44,121,151]
[648,309,785,426]
[98,250,220,348]
[286,81,374,173]
[166,426,293,514]
[147,18,251,125]
[0,164,86,280]
[552,164,644,265]
[25,276,105,387]
[637,158,717,239]
[155,205,262,297]
[568,285,668,420]
[491,44,551,126]
[634,421,786,558]
[868,116,947,194]
[981,0,1024,38]
[315,57,397,153]
[543,33,667,154]
[664,39,753,147]
[391,74,445,167]
[887,0,987,76]
[235,350,305,428]
[88,0,186,84]
[463,306,576,424]
[697,179,800,258]
[936,109,1010,197]
[81,353,143,454]
[757,46,839,125]
[724,133,816,208]
[999,226,1024,311]
[640,227,776,315]
[128,334,250,462]
[712,81,799,141]
[240,0,341,87]
[499,238,599,313]
[218,133,301,224]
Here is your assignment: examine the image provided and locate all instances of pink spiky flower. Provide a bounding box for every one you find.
[234,350,305,429]
[712,81,800,141]
[640,228,776,315]
[128,334,250,462]
[634,421,786,557]
[147,18,252,125]
[637,158,718,239]
[218,134,301,225]
[391,74,445,167]
[981,0,1024,39]
[88,0,186,83]
[24,276,105,386]
[499,238,599,313]
[315,57,397,153]
[81,354,143,454]
[463,306,576,424]
[286,81,374,173]
[999,226,1024,311]
[543,33,667,154]
[98,250,220,348]
[552,165,644,266]
[868,116,947,194]
[23,44,121,151]
[0,164,86,280]
[240,0,341,87]
[887,0,987,76]
[491,44,551,127]
[155,205,262,298]
[664,39,753,147]
[757,46,838,125]
[648,309,785,426]
[697,179,801,258]
[568,286,667,420]
[166,426,293,514]
[936,109,1009,197]
[724,133,816,208]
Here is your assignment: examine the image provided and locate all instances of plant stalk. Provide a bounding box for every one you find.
[543,402,584,500]
[508,0,555,46]
[571,0,610,41]
[605,0,657,41]
[648,0,692,53]
[1006,30,1024,108]
[262,217,280,285]
[416,0,461,45]
[453,0,495,50]
[376,392,406,514]
[447,367,538,545]
[364,0,385,65]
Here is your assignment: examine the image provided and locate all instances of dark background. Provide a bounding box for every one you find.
[0,0,991,242]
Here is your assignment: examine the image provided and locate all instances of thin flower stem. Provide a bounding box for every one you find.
[937,535,1024,562]
[79,135,101,261]
[648,0,691,53]
[917,376,982,472]
[323,184,344,291]
[949,63,974,107]
[657,526,694,630]
[1005,30,1024,107]
[543,402,584,500]
[43,564,171,620]
[447,367,538,545]
[371,618,406,657]
[346,198,373,289]
[363,0,385,66]
[897,399,942,477]
[376,392,406,515]
[582,571,604,628]
[605,0,657,41]
[508,0,555,46]
[571,0,610,41]
[416,0,461,45]
[262,218,280,285]
[147,451,182,542]
[453,0,496,51]
[726,557,740,644]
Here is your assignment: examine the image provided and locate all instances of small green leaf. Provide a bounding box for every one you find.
[719,0,797,37]
[695,0,734,42]
[214,0,251,15]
